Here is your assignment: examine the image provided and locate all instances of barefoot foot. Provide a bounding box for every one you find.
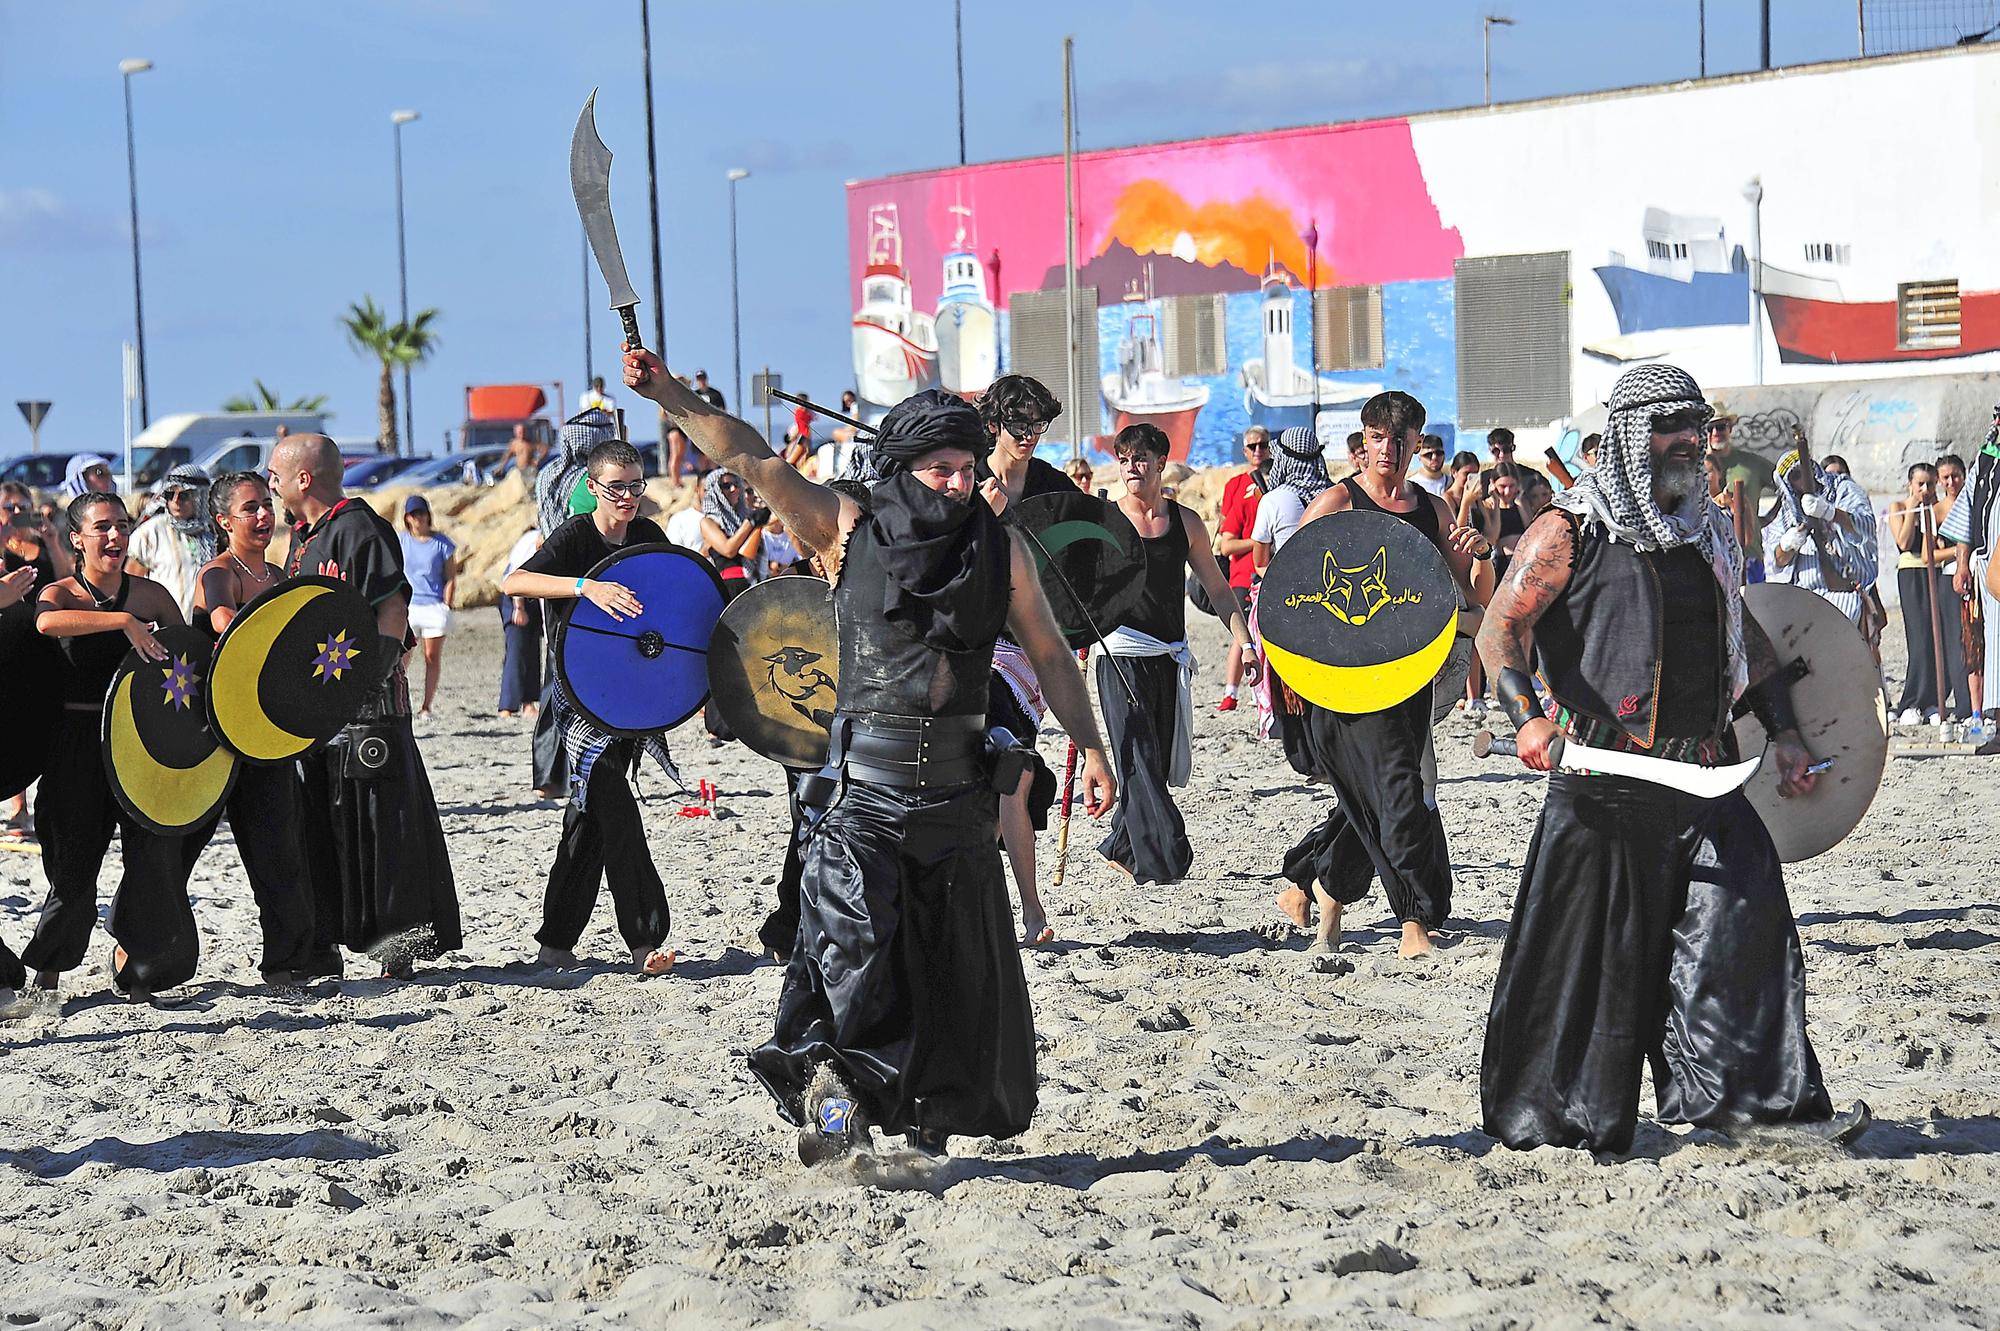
[1398,920,1434,959]
[632,945,676,976]
[1020,912,1055,947]
[1275,884,1312,929]
[1313,893,1342,954]
[536,945,578,968]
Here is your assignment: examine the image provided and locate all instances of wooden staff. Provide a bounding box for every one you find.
[1050,648,1088,888]
[1923,503,1951,728]
[1731,478,1751,559]
[1543,448,1577,488]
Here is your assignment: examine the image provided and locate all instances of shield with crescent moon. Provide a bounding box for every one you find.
[554,542,725,736]
[706,574,839,768]
[209,575,380,764]
[1730,582,1887,861]
[0,598,60,801]
[102,624,238,834]
[1013,492,1148,649]
[1257,509,1457,715]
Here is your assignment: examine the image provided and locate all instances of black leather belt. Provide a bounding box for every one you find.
[830,711,987,789]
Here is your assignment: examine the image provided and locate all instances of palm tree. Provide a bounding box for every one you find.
[340,296,441,454]
[222,379,330,414]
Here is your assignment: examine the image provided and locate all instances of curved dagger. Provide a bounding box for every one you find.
[569,89,644,350]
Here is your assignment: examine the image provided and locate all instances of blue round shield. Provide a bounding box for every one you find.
[554,542,726,735]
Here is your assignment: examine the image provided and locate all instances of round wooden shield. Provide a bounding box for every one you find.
[1731,582,1887,862]
[706,574,838,767]
[0,599,60,801]
[1431,633,1476,727]
[1014,492,1148,649]
[555,542,725,736]
[1257,509,1457,715]
[209,575,379,765]
[102,625,237,834]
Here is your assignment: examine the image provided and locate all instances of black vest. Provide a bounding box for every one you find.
[833,518,993,719]
[1534,515,1731,748]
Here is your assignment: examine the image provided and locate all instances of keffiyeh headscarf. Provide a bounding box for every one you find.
[62,454,112,498]
[701,469,752,537]
[1553,364,1748,695]
[535,409,615,537]
[1269,427,1332,506]
[161,464,214,547]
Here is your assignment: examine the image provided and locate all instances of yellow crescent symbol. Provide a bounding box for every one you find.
[107,672,234,830]
[1260,608,1458,715]
[211,582,327,761]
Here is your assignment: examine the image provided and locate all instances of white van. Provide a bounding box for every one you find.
[134,411,329,464]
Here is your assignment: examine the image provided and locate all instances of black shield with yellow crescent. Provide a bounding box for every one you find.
[102,624,238,834]
[0,599,61,801]
[706,574,838,768]
[1014,492,1148,649]
[1257,509,1457,714]
[209,575,379,764]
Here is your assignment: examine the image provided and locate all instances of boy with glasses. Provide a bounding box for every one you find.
[1214,427,1272,712]
[503,440,680,976]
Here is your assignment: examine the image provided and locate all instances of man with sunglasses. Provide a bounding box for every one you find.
[1214,427,1272,714]
[503,440,679,976]
[270,433,461,979]
[1411,433,1452,497]
[1477,363,1865,1153]
[1477,428,1543,496]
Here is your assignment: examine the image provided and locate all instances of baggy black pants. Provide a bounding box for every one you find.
[1895,565,1966,716]
[1481,774,1834,1153]
[21,710,196,992]
[757,769,807,960]
[534,739,669,954]
[530,641,569,795]
[1095,654,1192,885]
[182,761,316,977]
[1282,690,1452,928]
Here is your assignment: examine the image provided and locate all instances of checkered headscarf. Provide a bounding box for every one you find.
[1553,364,1748,696]
[1269,427,1332,507]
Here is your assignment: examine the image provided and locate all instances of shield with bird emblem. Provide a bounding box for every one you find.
[706,573,839,767]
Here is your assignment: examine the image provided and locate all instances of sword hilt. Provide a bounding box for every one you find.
[617,306,648,382]
[1471,729,1566,766]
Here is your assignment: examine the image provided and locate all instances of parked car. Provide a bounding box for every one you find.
[343,456,423,490]
[134,410,327,454]
[389,448,511,489]
[0,446,189,493]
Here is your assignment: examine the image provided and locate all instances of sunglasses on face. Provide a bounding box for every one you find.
[1419,449,1444,459]
[1,502,26,514]
[1244,441,1270,452]
[1655,410,1710,435]
[1005,418,1051,439]
[593,479,646,499]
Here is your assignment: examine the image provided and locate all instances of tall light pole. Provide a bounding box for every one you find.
[391,110,419,456]
[955,0,967,165]
[726,168,749,415]
[1743,177,1765,386]
[120,58,153,429]
[1482,16,1514,106]
[640,0,667,364]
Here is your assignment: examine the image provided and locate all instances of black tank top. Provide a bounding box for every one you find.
[1126,502,1190,641]
[1340,476,1442,544]
[834,519,993,718]
[60,574,134,708]
[1653,544,1726,738]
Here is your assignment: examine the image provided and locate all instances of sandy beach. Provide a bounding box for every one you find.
[1,607,1996,1329]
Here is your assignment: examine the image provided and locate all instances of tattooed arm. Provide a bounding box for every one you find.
[1474,510,1575,770]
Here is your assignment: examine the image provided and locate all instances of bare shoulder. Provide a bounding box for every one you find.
[130,575,183,622]
[1516,508,1578,563]
[1301,483,1352,524]
[37,578,81,611]
[820,494,865,582]
[1173,501,1210,539]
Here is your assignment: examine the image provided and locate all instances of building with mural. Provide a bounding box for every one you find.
[844,42,2000,481]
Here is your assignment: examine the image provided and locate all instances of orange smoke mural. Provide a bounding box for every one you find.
[1098,180,1324,285]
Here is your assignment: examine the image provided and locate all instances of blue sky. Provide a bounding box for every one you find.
[1,1,1869,457]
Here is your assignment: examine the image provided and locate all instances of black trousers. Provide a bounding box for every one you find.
[1895,566,1967,715]
[21,710,197,992]
[749,778,1036,1140]
[757,768,807,960]
[531,642,569,795]
[1481,774,1833,1154]
[1282,690,1452,928]
[498,616,542,713]
[535,739,669,954]
[1095,654,1192,885]
[182,762,316,977]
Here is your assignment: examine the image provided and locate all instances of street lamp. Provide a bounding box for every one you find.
[1743,176,1765,386]
[726,168,749,415]
[391,109,420,456]
[120,58,153,429]
[1482,16,1514,106]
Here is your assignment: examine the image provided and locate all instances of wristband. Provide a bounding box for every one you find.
[1496,667,1543,733]
[574,577,587,596]
[1741,672,1800,739]
[1471,545,1494,561]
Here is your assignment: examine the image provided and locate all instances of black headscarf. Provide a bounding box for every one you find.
[863,390,1009,652]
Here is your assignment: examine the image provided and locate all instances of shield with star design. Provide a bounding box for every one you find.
[209,575,379,764]
[102,624,239,834]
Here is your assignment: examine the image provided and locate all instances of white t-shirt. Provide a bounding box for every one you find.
[127,514,206,620]
[762,529,800,570]
[504,529,541,577]
[1251,486,1308,554]
[665,506,705,551]
[1412,470,1451,496]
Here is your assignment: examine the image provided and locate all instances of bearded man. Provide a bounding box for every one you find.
[1475,364,1867,1153]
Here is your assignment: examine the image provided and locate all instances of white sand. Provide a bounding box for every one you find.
[1,609,1995,1329]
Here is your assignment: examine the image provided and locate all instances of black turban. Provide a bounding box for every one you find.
[871,389,990,468]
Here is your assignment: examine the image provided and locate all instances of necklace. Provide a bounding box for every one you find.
[77,570,122,610]
[230,551,273,585]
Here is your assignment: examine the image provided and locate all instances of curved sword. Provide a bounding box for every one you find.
[569,88,644,351]
[1473,729,1765,799]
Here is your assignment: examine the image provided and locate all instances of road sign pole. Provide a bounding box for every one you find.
[16,401,51,453]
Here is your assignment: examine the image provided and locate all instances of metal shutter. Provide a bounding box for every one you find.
[1454,252,1571,428]
[1160,292,1228,378]
[1897,278,1961,350]
[1005,286,1102,444]
[1313,285,1385,371]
